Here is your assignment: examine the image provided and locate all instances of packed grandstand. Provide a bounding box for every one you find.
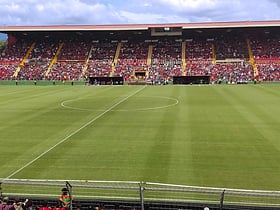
[0,20,280,85]
[1,20,280,210]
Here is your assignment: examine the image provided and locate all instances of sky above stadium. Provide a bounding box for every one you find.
[0,0,280,26]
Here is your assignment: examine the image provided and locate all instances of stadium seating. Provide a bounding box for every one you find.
[0,38,34,80]
[85,42,117,78]
[47,40,91,81]
[0,64,17,80]
[1,31,280,83]
[256,63,280,81]
[1,26,280,210]
[250,37,280,81]
[185,40,213,60]
[215,36,249,60]
[210,62,254,84]
[149,39,182,83]
[114,40,149,81]
[18,41,57,80]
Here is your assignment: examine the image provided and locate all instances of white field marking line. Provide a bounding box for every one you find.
[60,86,116,112]
[4,85,147,180]
[61,96,179,112]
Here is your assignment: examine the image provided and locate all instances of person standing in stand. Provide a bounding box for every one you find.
[10,198,28,210]
[59,188,72,210]
[0,197,11,210]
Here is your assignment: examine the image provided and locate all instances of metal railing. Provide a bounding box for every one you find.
[1,179,280,209]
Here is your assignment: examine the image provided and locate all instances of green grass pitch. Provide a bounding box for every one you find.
[0,84,280,191]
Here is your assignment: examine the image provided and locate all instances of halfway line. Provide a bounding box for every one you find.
[4,85,146,180]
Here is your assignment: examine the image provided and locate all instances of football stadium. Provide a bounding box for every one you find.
[0,21,280,209]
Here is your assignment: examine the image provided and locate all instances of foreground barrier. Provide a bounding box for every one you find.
[1,179,280,210]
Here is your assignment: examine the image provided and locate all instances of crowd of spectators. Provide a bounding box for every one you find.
[185,39,213,79]
[48,40,91,81]
[210,62,254,84]
[1,34,280,83]
[185,61,213,77]
[0,39,33,80]
[0,188,73,210]
[251,38,280,59]
[57,40,90,61]
[257,62,280,81]
[215,36,249,60]
[114,40,149,81]
[148,39,182,83]
[48,62,84,81]
[185,40,213,60]
[250,37,280,81]
[184,39,253,83]
[0,64,18,80]
[85,42,117,78]
[18,40,59,80]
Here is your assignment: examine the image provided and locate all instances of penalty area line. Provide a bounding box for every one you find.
[4,85,146,180]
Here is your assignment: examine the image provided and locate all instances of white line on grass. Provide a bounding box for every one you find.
[4,85,147,180]
[61,95,179,112]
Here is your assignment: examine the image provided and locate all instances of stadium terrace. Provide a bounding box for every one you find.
[1,21,280,210]
[0,20,280,85]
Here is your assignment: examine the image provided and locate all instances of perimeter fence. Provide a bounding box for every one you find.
[1,179,280,210]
